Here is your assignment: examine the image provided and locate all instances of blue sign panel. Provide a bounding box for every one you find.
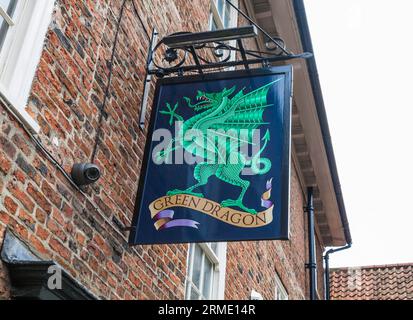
[129,67,292,245]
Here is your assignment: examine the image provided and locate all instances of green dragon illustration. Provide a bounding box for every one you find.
[157,79,280,214]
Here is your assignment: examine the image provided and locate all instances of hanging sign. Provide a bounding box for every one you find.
[129,67,292,245]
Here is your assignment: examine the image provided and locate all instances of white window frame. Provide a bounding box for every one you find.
[0,3,16,26]
[274,272,289,300]
[209,0,239,62]
[209,0,238,30]
[185,242,227,300]
[0,0,55,133]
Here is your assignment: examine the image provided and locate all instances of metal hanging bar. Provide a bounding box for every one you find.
[237,38,249,70]
[139,28,158,130]
[188,45,204,74]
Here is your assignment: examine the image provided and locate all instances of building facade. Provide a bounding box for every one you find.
[0,0,351,300]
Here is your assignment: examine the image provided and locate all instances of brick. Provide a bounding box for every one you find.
[41,180,62,208]
[11,133,32,157]
[4,196,18,214]
[17,208,35,231]
[61,201,74,218]
[0,211,10,225]
[36,224,50,240]
[73,257,92,280]
[16,154,36,178]
[92,233,111,256]
[28,234,49,256]
[75,232,86,246]
[35,207,47,224]
[0,152,11,174]
[47,218,67,242]
[12,169,26,183]
[49,237,71,261]
[7,183,35,213]
[0,136,16,159]
[27,183,51,214]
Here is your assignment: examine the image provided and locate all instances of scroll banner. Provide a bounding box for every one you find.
[150,179,274,230]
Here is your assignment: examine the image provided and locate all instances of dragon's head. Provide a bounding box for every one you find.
[184,86,236,112]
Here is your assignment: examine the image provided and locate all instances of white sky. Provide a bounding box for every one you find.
[304,0,413,267]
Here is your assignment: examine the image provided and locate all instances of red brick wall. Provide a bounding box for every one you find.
[0,0,325,300]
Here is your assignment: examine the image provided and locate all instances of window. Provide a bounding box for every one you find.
[275,272,288,300]
[0,0,55,133]
[185,243,227,300]
[209,0,238,30]
[250,289,264,300]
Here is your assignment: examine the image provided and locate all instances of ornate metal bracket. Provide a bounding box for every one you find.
[138,24,312,129]
[145,25,311,78]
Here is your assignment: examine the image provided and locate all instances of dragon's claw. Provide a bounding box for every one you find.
[221,199,257,214]
[160,102,181,126]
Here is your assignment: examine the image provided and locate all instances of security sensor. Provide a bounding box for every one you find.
[71,163,101,186]
[250,289,263,300]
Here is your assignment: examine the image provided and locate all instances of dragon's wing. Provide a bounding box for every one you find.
[210,79,281,131]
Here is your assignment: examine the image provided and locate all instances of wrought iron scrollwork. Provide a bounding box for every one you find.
[146,29,311,78]
[137,1,313,129]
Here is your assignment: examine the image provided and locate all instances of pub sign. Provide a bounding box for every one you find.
[129,67,292,245]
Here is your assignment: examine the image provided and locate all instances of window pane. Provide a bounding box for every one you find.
[224,3,231,28]
[0,17,9,50]
[0,0,17,17]
[185,280,192,299]
[217,0,224,19]
[0,0,17,51]
[211,16,218,31]
[0,0,12,11]
[188,243,194,264]
[211,242,218,254]
[202,259,213,299]
[190,286,199,300]
[192,244,203,289]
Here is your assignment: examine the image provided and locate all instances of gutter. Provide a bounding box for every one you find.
[292,0,352,245]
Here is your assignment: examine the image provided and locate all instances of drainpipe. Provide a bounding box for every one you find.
[323,244,352,300]
[305,187,317,300]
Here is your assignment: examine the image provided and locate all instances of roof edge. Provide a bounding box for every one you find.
[331,262,413,272]
[292,0,352,245]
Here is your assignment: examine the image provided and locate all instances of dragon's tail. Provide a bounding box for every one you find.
[247,155,272,175]
[246,130,271,175]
